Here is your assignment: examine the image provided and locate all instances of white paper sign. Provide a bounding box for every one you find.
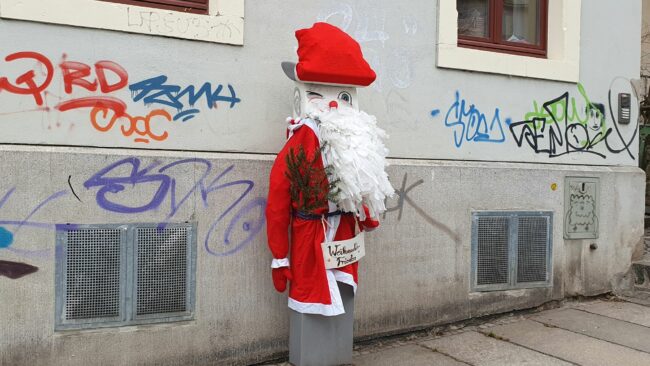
[321,232,365,269]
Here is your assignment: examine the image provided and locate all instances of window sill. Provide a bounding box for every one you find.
[438,43,578,82]
[437,0,580,83]
[0,0,244,45]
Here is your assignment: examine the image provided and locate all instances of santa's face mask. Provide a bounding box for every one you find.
[292,82,359,119]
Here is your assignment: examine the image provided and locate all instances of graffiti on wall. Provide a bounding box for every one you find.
[383,172,460,243]
[509,83,636,159]
[126,8,242,41]
[318,2,416,92]
[0,227,13,249]
[0,158,265,279]
[82,157,266,256]
[0,188,67,256]
[433,82,637,160]
[0,51,240,144]
[316,2,422,127]
[0,260,39,279]
[433,91,511,148]
[0,188,68,279]
[129,75,240,122]
[566,185,598,231]
[564,177,600,239]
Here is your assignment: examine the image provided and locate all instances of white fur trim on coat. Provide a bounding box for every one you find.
[288,269,358,316]
[271,258,290,268]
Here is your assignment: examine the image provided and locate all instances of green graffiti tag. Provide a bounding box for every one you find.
[509,80,638,159]
[523,83,607,148]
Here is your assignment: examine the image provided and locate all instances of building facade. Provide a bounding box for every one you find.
[0,1,644,365]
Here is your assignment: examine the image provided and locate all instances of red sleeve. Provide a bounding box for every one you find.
[265,126,320,260]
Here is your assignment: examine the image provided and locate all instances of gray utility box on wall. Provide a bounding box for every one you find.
[564,177,600,239]
[54,223,197,330]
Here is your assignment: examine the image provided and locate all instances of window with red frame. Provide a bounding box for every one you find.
[457,0,547,58]
[101,0,209,15]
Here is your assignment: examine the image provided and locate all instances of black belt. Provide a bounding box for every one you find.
[293,210,352,220]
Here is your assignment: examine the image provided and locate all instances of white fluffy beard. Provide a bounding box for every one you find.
[307,102,395,219]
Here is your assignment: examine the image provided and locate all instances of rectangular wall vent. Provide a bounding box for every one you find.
[472,212,552,292]
[66,229,123,320]
[59,227,126,326]
[476,216,509,286]
[135,226,192,319]
[55,223,196,330]
[517,216,549,283]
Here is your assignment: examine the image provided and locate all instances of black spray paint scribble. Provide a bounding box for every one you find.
[509,82,637,159]
[0,260,39,279]
[383,173,460,243]
[68,175,82,202]
[566,182,599,234]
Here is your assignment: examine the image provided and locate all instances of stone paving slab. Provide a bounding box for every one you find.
[572,300,650,327]
[420,331,572,366]
[619,293,650,307]
[488,319,650,366]
[532,308,650,353]
[353,344,467,366]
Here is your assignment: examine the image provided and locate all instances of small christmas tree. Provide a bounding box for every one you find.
[285,145,340,214]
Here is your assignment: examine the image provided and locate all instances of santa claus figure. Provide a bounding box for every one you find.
[266,22,394,366]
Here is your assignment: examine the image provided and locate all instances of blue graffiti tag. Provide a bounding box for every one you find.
[129,75,241,122]
[437,91,510,148]
[206,197,266,257]
[84,157,266,256]
[0,188,66,231]
[0,187,67,258]
[83,158,170,214]
[0,227,13,248]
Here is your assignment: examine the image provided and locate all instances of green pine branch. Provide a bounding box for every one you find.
[285,145,331,214]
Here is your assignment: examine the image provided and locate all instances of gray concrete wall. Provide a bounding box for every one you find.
[0,0,646,365]
[0,146,644,365]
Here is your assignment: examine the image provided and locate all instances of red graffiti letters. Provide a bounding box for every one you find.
[0,51,129,112]
[0,52,54,106]
[58,97,127,115]
[60,60,128,94]
[95,61,129,93]
[0,51,146,142]
[60,61,97,93]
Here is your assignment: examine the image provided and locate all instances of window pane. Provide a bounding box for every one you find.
[458,0,490,39]
[502,0,541,45]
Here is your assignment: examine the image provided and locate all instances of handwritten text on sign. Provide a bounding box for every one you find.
[321,233,365,269]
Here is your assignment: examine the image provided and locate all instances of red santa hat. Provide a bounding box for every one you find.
[282,22,376,87]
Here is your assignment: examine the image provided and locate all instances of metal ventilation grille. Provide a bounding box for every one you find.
[56,223,195,330]
[517,216,549,283]
[476,216,509,286]
[65,229,122,320]
[136,227,189,316]
[472,212,552,292]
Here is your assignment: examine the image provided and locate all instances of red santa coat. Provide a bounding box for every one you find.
[266,119,377,316]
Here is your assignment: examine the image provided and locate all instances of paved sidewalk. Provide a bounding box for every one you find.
[264,296,650,366]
